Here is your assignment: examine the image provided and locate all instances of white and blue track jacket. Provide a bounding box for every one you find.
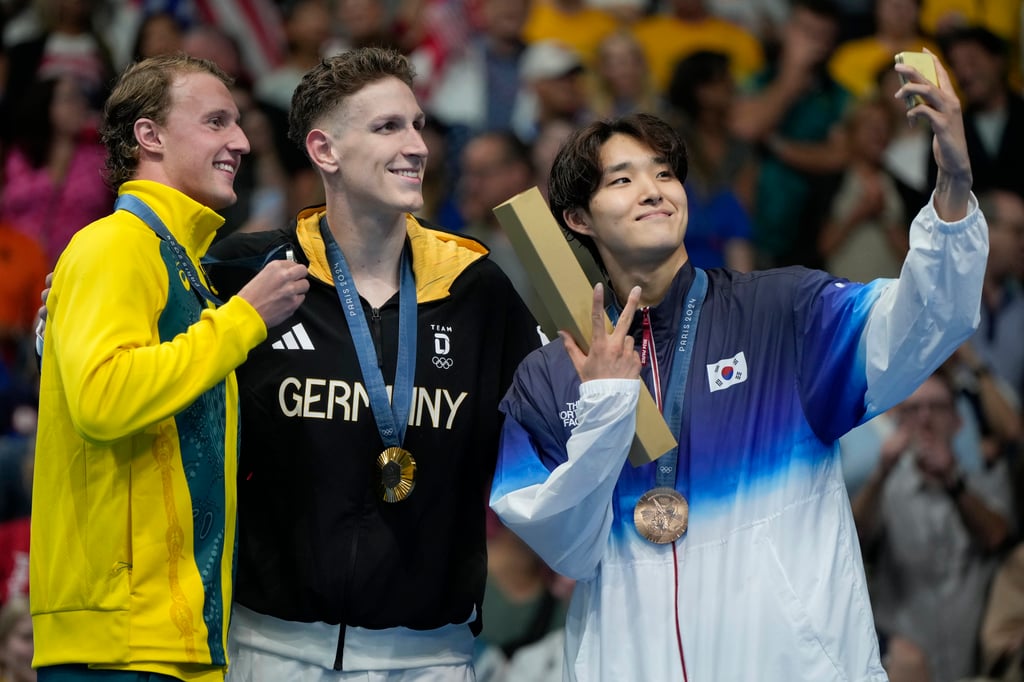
[490,195,988,682]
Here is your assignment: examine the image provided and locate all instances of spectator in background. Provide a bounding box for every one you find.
[935,26,1024,201]
[481,520,568,663]
[840,337,1017,503]
[876,65,933,220]
[817,97,906,282]
[943,340,1022,472]
[522,0,618,67]
[459,129,554,337]
[254,0,330,114]
[251,0,330,223]
[531,119,575,205]
[852,371,1012,682]
[182,23,247,83]
[0,75,113,266]
[978,542,1024,680]
[630,0,764,97]
[878,634,931,682]
[731,0,851,267]
[970,190,1024,408]
[666,50,756,271]
[512,40,591,143]
[323,0,402,56]
[417,0,530,141]
[0,596,34,682]
[828,0,941,99]
[0,0,115,133]
[704,0,789,45]
[919,0,1021,47]
[589,30,659,119]
[224,83,289,237]
[418,116,460,228]
[129,11,185,63]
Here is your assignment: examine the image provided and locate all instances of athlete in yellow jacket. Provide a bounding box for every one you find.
[31,55,308,682]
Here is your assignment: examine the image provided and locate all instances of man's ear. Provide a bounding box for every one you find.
[306,129,339,173]
[134,119,163,154]
[563,207,593,237]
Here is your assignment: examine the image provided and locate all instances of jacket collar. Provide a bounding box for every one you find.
[118,180,225,258]
[294,207,489,303]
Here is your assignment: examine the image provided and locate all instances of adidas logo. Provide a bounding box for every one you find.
[271,323,315,350]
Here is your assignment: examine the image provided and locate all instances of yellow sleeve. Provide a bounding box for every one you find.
[49,219,267,443]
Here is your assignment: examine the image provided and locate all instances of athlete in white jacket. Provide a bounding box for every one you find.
[491,54,987,682]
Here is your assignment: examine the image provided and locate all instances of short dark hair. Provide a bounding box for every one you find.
[288,47,416,156]
[100,54,231,189]
[667,50,731,121]
[939,25,1009,61]
[548,113,688,271]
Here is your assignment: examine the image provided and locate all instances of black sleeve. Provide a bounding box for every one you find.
[204,227,299,298]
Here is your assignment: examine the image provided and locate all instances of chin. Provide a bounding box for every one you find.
[397,196,425,214]
[207,193,238,211]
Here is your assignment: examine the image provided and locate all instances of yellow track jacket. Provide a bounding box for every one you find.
[31,181,267,681]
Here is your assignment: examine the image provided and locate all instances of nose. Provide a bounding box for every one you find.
[405,127,429,161]
[231,122,251,155]
[638,174,662,205]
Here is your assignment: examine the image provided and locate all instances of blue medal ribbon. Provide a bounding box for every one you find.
[319,217,417,448]
[115,194,223,306]
[609,268,708,487]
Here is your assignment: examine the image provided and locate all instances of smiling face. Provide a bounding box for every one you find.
[566,133,689,274]
[148,71,249,209]
[318,76,428,217]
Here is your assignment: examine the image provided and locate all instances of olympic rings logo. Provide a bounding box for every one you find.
[432,356,454,370]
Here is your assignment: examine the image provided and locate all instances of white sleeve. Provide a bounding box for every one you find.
[491,379,639,581]
[862,192,988,415]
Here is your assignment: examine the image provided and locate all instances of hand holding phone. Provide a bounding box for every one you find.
[895,51,939,109]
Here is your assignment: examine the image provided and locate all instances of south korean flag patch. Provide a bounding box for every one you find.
[707,352,748,393]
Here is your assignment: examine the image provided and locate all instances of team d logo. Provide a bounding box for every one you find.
[706,352,748,393]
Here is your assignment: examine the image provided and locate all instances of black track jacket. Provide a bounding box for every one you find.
[207,208,541,634]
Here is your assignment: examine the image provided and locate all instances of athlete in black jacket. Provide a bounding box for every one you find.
[208,49,541,680]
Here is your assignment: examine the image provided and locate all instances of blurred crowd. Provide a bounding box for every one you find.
[1,1,1023,681]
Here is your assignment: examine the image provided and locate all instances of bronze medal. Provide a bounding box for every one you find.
[634,487,689,544]
[376,447,417,503]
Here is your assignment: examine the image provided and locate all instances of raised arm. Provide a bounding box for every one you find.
[859,53,987,416]
[896,50,972,221]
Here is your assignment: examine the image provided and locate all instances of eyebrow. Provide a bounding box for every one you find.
[206,107,238,121]
[370,111,426,126]
[602,155,668,176]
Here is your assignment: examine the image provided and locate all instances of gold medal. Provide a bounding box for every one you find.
[634,487,688,544]
[376,447,416,502]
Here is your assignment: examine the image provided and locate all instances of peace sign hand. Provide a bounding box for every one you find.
[561,283,643,383]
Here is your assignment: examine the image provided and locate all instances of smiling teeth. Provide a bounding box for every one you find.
[214,162,234,173]
[393,170,419,178]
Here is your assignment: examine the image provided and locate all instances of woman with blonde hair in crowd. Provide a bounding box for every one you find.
[589,30,659,119]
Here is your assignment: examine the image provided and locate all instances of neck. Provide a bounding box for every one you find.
[606,249,690,308]
[324,197,409,308]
